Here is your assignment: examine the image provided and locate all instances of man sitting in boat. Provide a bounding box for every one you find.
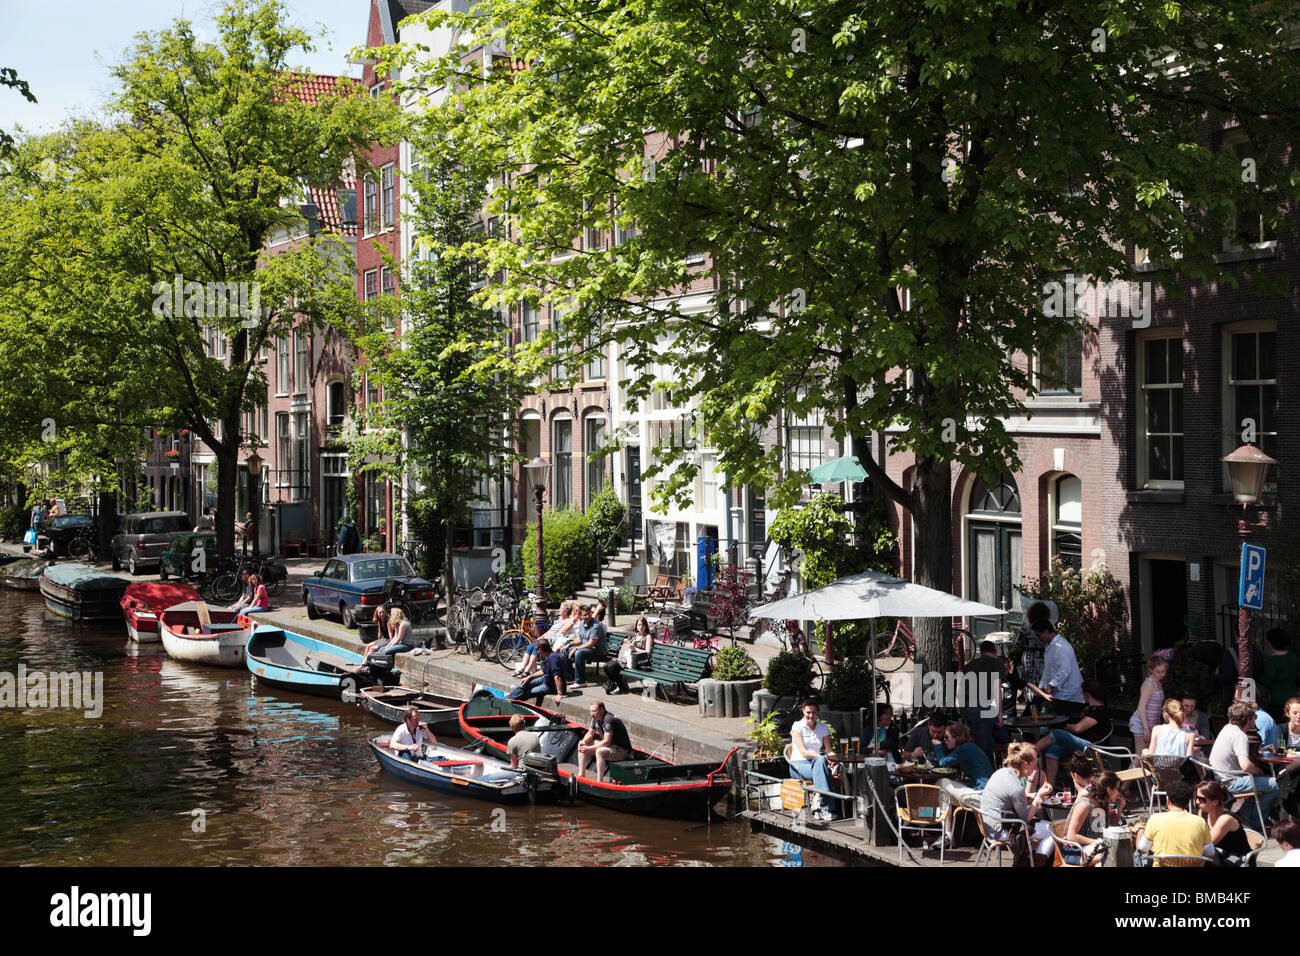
[506,639,569,704]
[576,702,632,783]
[506,714,542,769]
[391,705,437,761]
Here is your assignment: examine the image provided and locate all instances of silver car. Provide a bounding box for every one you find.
[110,512,192,575]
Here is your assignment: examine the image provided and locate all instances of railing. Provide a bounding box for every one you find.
[594,512,638,590]
[1216,602,1287,648]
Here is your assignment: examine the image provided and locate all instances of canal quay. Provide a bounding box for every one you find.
[0,545,854,868]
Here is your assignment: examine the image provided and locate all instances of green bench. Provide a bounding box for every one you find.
[622,640,712,703]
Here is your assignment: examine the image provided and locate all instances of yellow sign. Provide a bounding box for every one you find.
[780,779,806,811]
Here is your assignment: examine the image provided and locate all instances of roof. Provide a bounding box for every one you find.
[282,73,350,104]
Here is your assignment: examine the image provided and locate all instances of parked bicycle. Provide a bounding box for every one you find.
[65,530,99,563]
[873,618,977,673]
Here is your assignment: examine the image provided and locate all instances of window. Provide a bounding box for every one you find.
[585,417,606,506]
[276,413,290,486]
[520,301,540,343]
[380,266,395,330]
[787,406,825,481]
[1224,327,1278,468]
[553,419,572,510]
[337,187,357,227]
[550,303,568,383]
[1038,331,1083,395]
[366,373,380,410]
[583,200,606,252]
[1139,336,1183,487]
[292,412,309,501]
[276,338,290,395]
[380,164,395,231]
[364,472,382,532]
[1222,131,1277,252]
[370,80,386,99]
[700,451,722,513]
[364,269,378,304]
[259,404,268,444]
[293,329,308,394]
[613,201,637,246]
[327,381,346,427]
[1052,475,1082,571]
[363,176,377,236]
[583,332,606,381]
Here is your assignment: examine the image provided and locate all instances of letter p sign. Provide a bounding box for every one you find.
[1239,543,1266,611]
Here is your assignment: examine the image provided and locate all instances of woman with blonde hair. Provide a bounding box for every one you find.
[512,600,577,678]
[980,741,1054,866]
[1146,698,1194,757]
[359,606,413,662]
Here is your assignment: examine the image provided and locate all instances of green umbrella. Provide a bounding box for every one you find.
[809,454,868,484]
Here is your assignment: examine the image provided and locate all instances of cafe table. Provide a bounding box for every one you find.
[1259,750,1300,777]
[1003,714,1067,741]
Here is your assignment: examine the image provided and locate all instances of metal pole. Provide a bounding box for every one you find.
[1236,510,1253,698]
[534,483,546,606]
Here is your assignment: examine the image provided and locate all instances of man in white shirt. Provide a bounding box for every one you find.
[1033,618,1084,718]
[789,699,840,821]
[1209,701,1277,830]
[390,706,437,761]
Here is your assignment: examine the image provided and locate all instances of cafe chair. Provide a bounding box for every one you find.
[1141,753,1185,814]
[1190,757,1265,832]
[972,813,1029,868]
[1149,853,1208,868]
[895,784,949,865]
[1048,820,1086,868]
[1087,742,1151,806]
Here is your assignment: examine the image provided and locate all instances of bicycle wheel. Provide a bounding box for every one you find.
[953,627,977,669]
[495,629,532,669]
[67,536,92,561]
[873,629,910,672]
[474,621,501,661]
[807,657,826,693]
[448,602,470,646]
[210,571,243,604]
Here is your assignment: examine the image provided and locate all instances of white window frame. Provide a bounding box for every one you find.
[1137,332,1184,490]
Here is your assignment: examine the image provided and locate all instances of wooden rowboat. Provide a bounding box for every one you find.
[246,626,387,699]
[159,601,254,668]
[121,581,201,643]
[0,557,53,591]
[458,694,735,820]
[40,563,129,621]
[368,735,562,805]
[359,685,466,738]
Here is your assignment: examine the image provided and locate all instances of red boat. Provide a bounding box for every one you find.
[121,582,201,642]
[458,694,735,820]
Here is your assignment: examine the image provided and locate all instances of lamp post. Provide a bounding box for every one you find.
[1222,443,1276,699]
[246,450,264,558]
[523,455,552,607]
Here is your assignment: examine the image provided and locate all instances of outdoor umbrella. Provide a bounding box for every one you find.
[808,454,868,485]
[749,569,1006,768]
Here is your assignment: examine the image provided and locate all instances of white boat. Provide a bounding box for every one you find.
[159,601,255,668]
[121,582,201,643]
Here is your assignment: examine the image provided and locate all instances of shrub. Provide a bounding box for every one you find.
[0,504,26,541]
[744,710,785,758]
[522,508,592,601]
[713,646,760,681]
[1022,557,1128,682]
[822,658,877,712]
[614,584,636,614]
[586,486,627,555]
[764,650,814,698]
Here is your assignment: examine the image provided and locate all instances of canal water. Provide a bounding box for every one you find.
[0,589,829,867]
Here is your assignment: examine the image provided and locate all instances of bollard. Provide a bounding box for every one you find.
[607,588,617,626]
[1103,826,1136,867]
[864,757,894,847]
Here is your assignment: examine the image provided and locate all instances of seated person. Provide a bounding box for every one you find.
[1195,780,1252,866]
[1249,700,1277,754]
[1180,690,1215,751]
[933,722,994,848]
[1060,754,1106,864]
[1093,771,1128,830]
[866,703,900,761]
[225,569,253,611]
[567,604,609,688]
[576,701,632,783]
[231,574,269,615]
[353,607,413,671]
[784,620,808,654]
[506,713,542,769]
[513,601,575,677]
[1145,698,1195,757]
[1036,678,1109,785]
[788,699,840,822]
[1136,780,1214,865]
[980,741,1054,867]
[904,712,951,762]
[1208,701,1278,831]
[390,705,437,761]
[1273,818,1300,867]
[506,639,569,704]
[1276,696,1300,750]
[603,616,654,695]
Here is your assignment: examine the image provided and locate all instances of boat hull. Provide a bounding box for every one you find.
[39,566,129,622]
[360,686,464,737]
[122,582,200,643]
[0,558,51,590]
[246,627,375,699]
[368,737,560,805]
[459,696,734,820]
[158,603,252,668]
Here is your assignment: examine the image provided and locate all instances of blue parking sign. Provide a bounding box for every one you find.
[1239,543,1266,611]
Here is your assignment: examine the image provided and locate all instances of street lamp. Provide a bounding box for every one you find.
[1222,443,1277,699]
[522,455,552,606]
[246,449,264,558]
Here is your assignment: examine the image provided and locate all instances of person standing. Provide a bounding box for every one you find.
[964,640,1007,762]
[1259,628,1298,721]
[1033,617,1084,719]
[337,516,361,555]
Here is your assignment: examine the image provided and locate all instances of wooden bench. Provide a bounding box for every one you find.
[621,640,712,702]
[633,574,683,614]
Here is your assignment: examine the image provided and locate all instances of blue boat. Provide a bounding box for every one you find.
[39,563,129,621]
[246,625,390,699]
[368,735,562,805]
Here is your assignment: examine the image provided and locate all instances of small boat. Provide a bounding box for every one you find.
[246,626,392,699]
[159,601,255,668]
[40,563,130,621]
[359,685,467,737]
[1,557,54,590]
[368,735,562,805]
[121,582,201,643]
[458,694,736,820]
[0,552,23,568]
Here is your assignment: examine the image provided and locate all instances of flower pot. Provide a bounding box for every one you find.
[818,708,863,739]
[743,757,790,810]
[697,677,762,718]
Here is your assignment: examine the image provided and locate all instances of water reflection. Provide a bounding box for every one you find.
[0,588,807,866]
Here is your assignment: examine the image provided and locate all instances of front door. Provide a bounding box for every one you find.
[968,521,1022,638]
[626,445,642,545]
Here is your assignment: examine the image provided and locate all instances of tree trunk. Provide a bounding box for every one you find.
[911,454,955,673]
[443,515,455,603]
[215,442,238,559]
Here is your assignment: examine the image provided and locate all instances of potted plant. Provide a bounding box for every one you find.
[699,646,762,718]
[763,650,815,701]
[819,658,877,737]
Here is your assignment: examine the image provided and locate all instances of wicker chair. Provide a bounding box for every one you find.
[1191,756,1266,832]
[895,784,949,864]
[973,812,1029,868]
[1151,853,1208,867]
[1142,753,1186,814]
[1088,742,1152,806]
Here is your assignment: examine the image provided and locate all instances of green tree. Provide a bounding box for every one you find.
[393,0,1300,670]
[349,138,532,598]
[0,1,398,555]
[0,67,36,159]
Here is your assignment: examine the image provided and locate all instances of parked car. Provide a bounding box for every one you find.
[36,514,93,558]
[158,532,219,583]
[302,554,437,629]
[111,512,192,575]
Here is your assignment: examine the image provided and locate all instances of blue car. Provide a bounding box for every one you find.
[301,553,437,629]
